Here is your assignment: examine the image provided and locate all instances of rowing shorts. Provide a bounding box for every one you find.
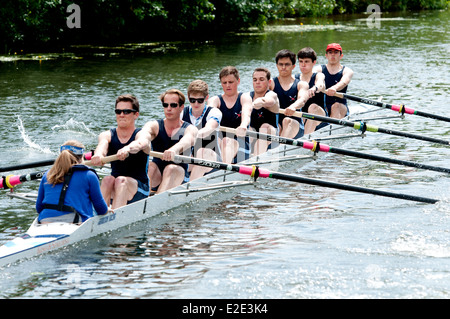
[128,179,150,204]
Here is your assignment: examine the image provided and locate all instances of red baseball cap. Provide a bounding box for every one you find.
[326,43,342,52]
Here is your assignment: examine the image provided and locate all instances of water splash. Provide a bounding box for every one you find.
[51,118,97,137]
[391,231,450,258]
[17,116,54,155]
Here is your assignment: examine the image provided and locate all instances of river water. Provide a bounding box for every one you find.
[0,10,449,299]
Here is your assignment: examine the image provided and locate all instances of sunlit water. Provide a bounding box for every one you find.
[0,10,449,299]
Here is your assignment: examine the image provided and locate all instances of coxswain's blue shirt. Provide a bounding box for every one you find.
[36,165,108,222]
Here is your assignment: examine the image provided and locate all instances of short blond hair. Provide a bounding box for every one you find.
[159,88,185,105]
[187,80,209,97]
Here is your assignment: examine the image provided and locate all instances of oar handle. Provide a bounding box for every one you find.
[149,151,163,159]
[278,108,304,118]
[84,154,120,166]
[334,92,345,99]
[219,126,237,134]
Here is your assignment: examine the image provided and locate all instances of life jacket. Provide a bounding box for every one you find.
[41,165,98,224]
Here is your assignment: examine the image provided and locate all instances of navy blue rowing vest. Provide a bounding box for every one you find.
[322,64,348,111]
[272,77,299,110]
[108,128,149,185]
[295,72,325,112]
[272,76,304,138]
[217,93,250,163]
[151,119,191,156]
[249,91,279,131]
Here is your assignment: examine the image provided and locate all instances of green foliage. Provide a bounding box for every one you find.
[287,0,337,17]
[333,0,448,13]
[210,0,277,31]
[0,0,447,53]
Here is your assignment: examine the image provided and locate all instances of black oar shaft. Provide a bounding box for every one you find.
[297,112,450,146]
[338,93,450,123]
[268,171,437,204]
[239,128,450,174]
[149,152,438,204]
[0,152,93,173]
[0,159,55,173]
[329,147,450,173]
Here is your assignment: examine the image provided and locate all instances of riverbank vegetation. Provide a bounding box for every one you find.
[1,0,448,53]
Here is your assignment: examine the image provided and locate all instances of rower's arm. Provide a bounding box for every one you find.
[239,93,253,129]
[288,81,309,111]
[198,108,221,139]
[314,72,326,93]
[252,91,279,113]
[328,67,354,92]
[126,121,155,155]
[91,130,111,166]
[93,131,111,157]
[169,125,199,155]
[207,96,220,109]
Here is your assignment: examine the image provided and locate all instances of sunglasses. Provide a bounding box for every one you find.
[189,97,205,104]
[162,102,180,108]
[115,109,137,115]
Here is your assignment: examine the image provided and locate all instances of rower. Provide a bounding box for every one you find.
[269,49,309,139]
[91,94,150,209]
[320,43,354,119]
[294,47,327,134]
[36,140,109,224]
[244,67,280,155]
[127,89,198,194]
[208,66,253,164]
[182,80,223,180]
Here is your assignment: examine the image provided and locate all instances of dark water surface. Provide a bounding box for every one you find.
[0,10,449,298]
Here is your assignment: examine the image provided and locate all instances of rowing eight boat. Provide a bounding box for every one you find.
[0,105,405,267]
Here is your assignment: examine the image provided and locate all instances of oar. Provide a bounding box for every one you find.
[1,171,45,189]
[335,92,450,123]
[0,154,118,189]
[220,126,450,174]
[279,109,450,146]
[0,160,55,173]
[149,151,438,204]
[84,154,119,166]
[0,151,94,173]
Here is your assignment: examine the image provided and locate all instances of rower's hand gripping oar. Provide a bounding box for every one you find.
[279,109,450,146]
[220,126,450,174]
[335,92,450,123]
[149,151,438,204]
